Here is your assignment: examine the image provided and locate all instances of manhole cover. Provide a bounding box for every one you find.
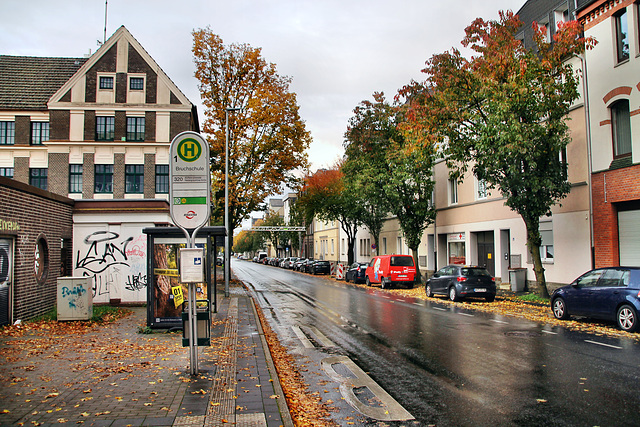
[505,331,542,338]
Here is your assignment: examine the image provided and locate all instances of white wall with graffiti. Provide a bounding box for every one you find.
[73,222,150,304]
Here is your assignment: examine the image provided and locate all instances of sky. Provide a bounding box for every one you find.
[1,0,526,172]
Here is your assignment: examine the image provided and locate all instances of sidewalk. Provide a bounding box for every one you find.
[0,283,292,427]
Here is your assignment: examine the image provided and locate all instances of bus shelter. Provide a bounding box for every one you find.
[143,226,226,329]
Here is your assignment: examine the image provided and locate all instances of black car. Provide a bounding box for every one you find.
[551,267,640,332]
[299,259,314,273]
[426,265,496,302]
[311,260,331,275]
[345,262,368,284]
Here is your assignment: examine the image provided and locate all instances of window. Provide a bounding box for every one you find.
[611,100,632,156]
[99,76,114,89]
[69,164,83,193]
[0,121,15,145]
[94,164,113,193]
[449,178,458,205]
[477,179,487,200]
[31,122,49,145]
[96,117,115,141]
[382,237,387,254]
[129,77,144,90]
[126,117,145,141]
[155,164,169,193]
[0,168,13,178]
[29,168,47,190]
[539,221,554,262]
[125,165,144,194]
[615,9,630,63]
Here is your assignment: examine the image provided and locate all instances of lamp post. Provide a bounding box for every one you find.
[224,107,241,297]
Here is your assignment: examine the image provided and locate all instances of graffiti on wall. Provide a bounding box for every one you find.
[75,231,147,303]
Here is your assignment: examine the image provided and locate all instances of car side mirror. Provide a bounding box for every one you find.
[433,273,440,278]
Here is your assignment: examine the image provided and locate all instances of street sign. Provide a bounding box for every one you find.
[169,132,210,231]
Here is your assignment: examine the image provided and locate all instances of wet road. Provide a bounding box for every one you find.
[232,259,640,426]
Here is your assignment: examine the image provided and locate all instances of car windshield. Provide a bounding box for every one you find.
[461,268,491,277]
[318,261,330,265]
[390,256,413,267]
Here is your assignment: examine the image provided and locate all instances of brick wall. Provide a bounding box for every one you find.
[48,153,70,195]
[592,163,640,267]
[113,153,125,198]
[144,153,155,198]
[82,153,95,199]
[0,177,73,322]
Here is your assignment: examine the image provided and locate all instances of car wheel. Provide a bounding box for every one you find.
[617,304,639,332]
[380,277,387,289]
[366,277,371,287]
[485,294,495,303]
[425,284,433,298]
[449,286,459,302]
[552,297,570,320]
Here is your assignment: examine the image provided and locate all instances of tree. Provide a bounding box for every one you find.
[259,211,285,257]
[298,166,363,265]
[192,28,311,232]
[343,93,437,282]
[408,11,596,297]
[343,93,394,257]
[232,229,263,255]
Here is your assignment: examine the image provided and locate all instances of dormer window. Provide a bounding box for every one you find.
[99,76,114,90]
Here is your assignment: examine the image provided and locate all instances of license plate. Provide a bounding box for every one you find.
[398,275,407,278]
[474,288,487,293]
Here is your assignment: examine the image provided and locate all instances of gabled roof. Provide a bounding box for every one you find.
[0,56,87,110]
[49,25,193,108]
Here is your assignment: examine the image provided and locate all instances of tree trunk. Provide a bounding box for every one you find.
[524,218,549,299]
[411,247,422,285]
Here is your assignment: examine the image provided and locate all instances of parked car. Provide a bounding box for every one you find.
[345,262,368,284]
[551,267,640,332]
[365,254,416,289]
[293,258,308,271]
[311,260,331,275]
[300,259,314,273]
[426,265,496,302]
[285,257,299,269]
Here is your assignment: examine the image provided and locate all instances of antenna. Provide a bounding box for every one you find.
[103,0,108,44]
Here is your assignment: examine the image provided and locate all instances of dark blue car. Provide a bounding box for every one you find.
[551,267,640,332]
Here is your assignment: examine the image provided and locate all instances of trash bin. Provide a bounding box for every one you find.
[57,277,93,321]
[509,268,527,292]
[182,300,210,347]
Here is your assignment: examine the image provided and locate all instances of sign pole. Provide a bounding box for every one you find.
[169,132,211,376]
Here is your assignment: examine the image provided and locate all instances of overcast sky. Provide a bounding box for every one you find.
[1,0,525,171]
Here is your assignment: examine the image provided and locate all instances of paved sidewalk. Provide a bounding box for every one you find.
[0,284,292,427]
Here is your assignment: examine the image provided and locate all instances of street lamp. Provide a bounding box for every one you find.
[224,107,241,298]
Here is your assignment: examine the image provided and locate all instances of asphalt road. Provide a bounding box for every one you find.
[232,258,640,426]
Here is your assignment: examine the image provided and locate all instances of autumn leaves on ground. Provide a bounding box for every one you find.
[1,281,638,427]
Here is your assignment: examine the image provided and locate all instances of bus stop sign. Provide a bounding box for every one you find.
[169,132,211,231]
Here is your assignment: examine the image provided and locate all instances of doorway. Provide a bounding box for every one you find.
[476,231,495,276]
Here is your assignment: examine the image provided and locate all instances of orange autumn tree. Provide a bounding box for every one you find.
[192,28,311,230]
[298,165,363,265]
[402,11,596,297]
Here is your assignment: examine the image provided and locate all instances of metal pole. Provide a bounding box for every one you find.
[224,107,241,298]
[224,110,230,298]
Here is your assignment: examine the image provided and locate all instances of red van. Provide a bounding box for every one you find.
[365,254,416,289]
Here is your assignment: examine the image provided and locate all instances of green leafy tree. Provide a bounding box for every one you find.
[233,229,263,254]
[343,93,393,256]
[406,11,596,297]
[192,28,311,232]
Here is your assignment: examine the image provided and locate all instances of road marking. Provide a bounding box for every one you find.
[433,307,447,311]
[541,330,557,335]
[292,325,336,348]
[292,326,315,348]
[491,319,508,324]
[459,312,474,317]
[322,355,414,421]
[585,340,622,349]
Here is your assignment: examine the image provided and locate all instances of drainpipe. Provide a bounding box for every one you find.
[579,53,595,269]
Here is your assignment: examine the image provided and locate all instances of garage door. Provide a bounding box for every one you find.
[619,209,640,266]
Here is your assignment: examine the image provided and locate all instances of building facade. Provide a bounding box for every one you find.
[578,0,640,267]
[0,26,199,308]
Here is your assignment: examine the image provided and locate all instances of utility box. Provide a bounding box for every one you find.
[57,277,93,321]
[509,268,527,292]
[182,300,210,347]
